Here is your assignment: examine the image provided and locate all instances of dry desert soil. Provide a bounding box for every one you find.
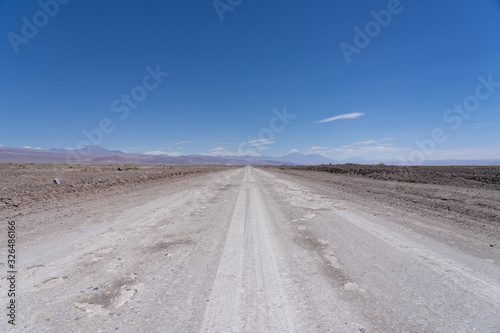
[0,163,499,332]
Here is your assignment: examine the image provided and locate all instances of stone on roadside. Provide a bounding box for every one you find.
[54,178,65,185]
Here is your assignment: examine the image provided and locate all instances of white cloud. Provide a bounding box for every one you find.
[202,147,240,156]
[247,140,275,147]
[257,146,271,150]
[121,147,142,152]
[310,146,331,151]
[22,146,31,149]
[239,150,260,156]
[173,141,191,145]
[315,112,365,124]
[346,137,395,147]
[247,139,268,144]
[309,138,398,158]
[144,150,182,156]
[352,140,377,146]
[425,147,500,160]
[351,137,394,146]
[289,149,299,153]
[34,147,43,150]
[0,144,3,147]
[210,150,235,156]
[309,144,411,162]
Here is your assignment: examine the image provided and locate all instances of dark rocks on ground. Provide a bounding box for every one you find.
[276,164,500,189]
[54,178,65,185]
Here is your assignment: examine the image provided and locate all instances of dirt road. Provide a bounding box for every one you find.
[2,166,499,332]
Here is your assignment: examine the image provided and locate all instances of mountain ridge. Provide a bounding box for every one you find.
[1,145,499,166]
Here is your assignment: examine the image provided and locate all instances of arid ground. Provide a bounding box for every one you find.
[1,164,499,332]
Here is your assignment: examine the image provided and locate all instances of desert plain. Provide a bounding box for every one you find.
[0,163,499,332]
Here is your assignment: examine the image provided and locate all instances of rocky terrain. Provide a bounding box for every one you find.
[274,164,500,189]
[0,163,236,214]
[260,165,500,245]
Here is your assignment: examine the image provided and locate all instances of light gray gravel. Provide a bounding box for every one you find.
[1,166,499,332]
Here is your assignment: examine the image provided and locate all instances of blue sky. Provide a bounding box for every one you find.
[1,0,499,162]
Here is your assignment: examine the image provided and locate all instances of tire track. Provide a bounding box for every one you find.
[200,170,248,332]
[200,167,294,332]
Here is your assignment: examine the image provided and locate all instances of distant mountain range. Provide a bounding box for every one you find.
[0,145,499,166]
[49,145,124,154]
[0,145,335,165]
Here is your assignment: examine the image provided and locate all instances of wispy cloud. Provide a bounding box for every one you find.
[216,141,241,145]
[247,139,268,144]
[144,150,182,156]
[307,138,410,161]
[22,146,32,149]
[315,112,365,124]
[351,137,394,146]
[310,146,331,151]
[428,147,500,160]
[352,139,377,146]
[289,149,299,153]
[247,140,275,147]
[122,146,143,151]
[173,141,191,145]
[206,147,236,156]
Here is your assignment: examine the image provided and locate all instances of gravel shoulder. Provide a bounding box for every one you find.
[253,168,500,332]
[258,166,500,260]
[0,164,236,243]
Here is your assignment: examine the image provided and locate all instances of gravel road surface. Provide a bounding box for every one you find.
[1,166,499,332]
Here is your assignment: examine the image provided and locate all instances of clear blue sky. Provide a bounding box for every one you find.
[1,0,499,162]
